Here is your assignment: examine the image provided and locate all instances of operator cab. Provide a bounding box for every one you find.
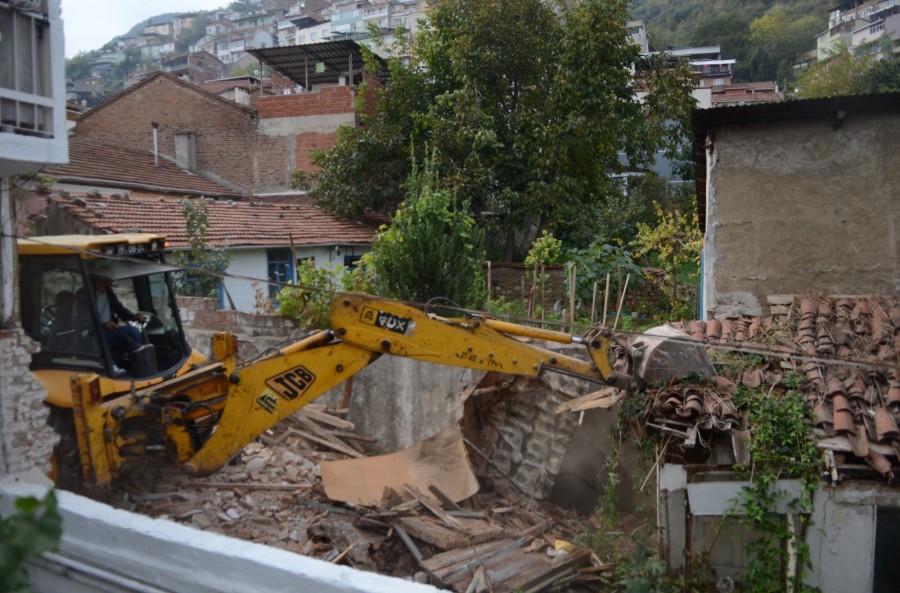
[18,234,193,381]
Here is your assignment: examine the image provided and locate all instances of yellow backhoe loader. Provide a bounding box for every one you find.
[17,233,710,489]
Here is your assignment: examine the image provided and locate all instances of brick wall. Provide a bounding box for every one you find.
[295,131,338,172]
[0,329,55,475]
[76,74,260,193]
[254,86,355,119]
[75,76,357,195]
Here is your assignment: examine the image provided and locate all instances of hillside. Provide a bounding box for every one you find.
[628,0,834,82]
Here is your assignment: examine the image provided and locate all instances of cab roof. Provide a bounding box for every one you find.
[17,233,166,257]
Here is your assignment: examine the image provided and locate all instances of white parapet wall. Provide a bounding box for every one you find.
[0,473,441,593]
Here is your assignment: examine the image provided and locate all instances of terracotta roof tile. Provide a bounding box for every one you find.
[51,191,380,249]
[48,138,240,198]
[642,294,900,481]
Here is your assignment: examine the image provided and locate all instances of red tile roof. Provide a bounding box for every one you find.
[48,138,240,198]
[50,191,380,249]
[642,295,900,481]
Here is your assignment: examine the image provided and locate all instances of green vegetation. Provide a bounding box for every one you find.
[629,0,834,84]
[304,0,696,262]
[0,491,63,593]
[795,45,900,98]
[730,386,820,593]
[169,198,232,300]
[364,155,485,308]
[277,259,372,328]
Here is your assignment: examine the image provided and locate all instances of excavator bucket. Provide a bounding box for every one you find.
[632,325,716,387]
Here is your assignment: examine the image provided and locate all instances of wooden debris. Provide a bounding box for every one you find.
[555,386,622,414]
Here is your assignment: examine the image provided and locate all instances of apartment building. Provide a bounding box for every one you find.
[816,0,900,59]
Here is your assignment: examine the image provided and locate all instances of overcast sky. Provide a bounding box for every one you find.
[61,0,228,58]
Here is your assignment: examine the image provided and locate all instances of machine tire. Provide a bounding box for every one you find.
[47,406,84,492]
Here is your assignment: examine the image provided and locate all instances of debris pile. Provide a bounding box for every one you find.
[105,401,625,593]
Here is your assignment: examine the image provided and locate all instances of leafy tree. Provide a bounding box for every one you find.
[65,52,94,82]
[861,56,900,93]
[748,7,822,84]
[365,155,485,307]
[306,0,696,261]
[169,198,232,299]
[792,45,897,98]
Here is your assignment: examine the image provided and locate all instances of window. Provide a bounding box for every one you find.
[0,3,54,137]
[344,255,362,271]
[311,31,317,41]
[267,248,293,298]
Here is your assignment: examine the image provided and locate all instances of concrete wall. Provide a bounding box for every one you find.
[1,473,440,593]
[660,465,900,591]
[702,111,900,318]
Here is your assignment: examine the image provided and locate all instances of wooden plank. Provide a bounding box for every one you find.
[430,484,463,511]
[298,407,356,431]
[396,516,506,551]
[404,484,462,529]
[187,481,313,491]
[555,387,619,414]
[292,413,362,457]
[291,426,363,458]
[421,539,519,574]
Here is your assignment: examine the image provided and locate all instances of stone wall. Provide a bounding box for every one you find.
[0,329,55,475]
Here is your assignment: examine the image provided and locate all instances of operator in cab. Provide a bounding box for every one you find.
[91,266,145,348]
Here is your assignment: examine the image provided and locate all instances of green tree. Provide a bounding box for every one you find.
[169,198,232,299]
[748,7,822,84]
[793,44,884,98]
[366,155,485,307]
[305,0,695,261]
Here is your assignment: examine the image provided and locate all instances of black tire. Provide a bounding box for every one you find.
[47,406,84,492]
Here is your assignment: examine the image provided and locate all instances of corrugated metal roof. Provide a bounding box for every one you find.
[247,40,388,88]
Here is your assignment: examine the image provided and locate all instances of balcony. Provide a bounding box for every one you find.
[0,0,68,175]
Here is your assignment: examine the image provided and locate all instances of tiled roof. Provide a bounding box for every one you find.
[51,191,380,249]
[641,295,900,481]
[48,138,240,198]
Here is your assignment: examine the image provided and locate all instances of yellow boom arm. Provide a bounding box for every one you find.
[69,294,633,486]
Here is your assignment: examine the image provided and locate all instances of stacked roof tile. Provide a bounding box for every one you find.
[641,295,900,480]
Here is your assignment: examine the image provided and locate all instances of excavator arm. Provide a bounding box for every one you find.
[68,294,641,487]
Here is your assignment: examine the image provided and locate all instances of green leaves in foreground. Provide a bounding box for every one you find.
[0,491,63,593]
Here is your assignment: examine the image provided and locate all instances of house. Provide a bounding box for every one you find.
[160,51,226,84]
[693,92,900,320]
[677,93,900,588]
[43,190,379,312]
[816,0,900,60]
[648,293,900,592]
[72,70,358,194]
[32,138,379,313]
[709,81,783,107]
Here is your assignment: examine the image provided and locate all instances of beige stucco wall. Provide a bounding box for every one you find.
[703,111,900,318]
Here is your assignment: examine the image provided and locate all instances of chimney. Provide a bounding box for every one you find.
[175,133,197,171]
[151,121,159,166]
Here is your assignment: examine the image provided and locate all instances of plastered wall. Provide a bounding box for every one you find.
[703,111,900,318]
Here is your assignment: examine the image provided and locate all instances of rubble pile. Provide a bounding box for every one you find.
[103,402,622,593]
